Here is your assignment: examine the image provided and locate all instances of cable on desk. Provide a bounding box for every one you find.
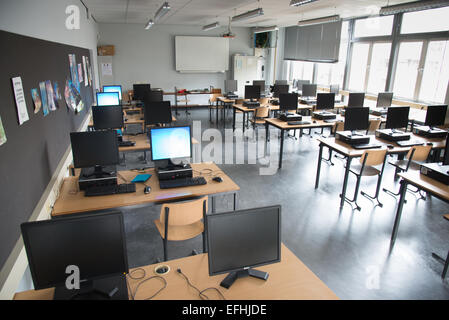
[126,268,167,300]
[176,268,225,300]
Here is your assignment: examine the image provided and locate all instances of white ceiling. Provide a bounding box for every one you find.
[83,0,415,28]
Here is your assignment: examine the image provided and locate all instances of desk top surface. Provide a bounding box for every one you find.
[399,170,449,201]
[14,244,338,300]
[52,163,239,217]
[265,117,336,130]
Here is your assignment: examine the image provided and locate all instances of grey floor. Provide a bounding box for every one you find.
[119,108,449,300]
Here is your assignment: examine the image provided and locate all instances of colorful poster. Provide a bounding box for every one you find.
[53,81,62,100]
[86,56,92,87]
[0,116,6,146]
[64,79,75,111]
[46,80,57,111]
[11,76,29,125]
[31,88,42,114]
[68,54,80,91]
[39,81,49,116]
[69,81,84,113]
[82,56,88,87]
[78,63,83,83]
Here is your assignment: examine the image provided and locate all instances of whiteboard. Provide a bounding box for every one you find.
[175,36,229,73]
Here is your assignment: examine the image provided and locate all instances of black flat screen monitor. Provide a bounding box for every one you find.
[70,130,119,169]
[92,105,124,130]
[103,85,122,101]
[376,92,393,108]
[145,90,163,102]
[347,92,365,107]
[21,211,128,294]
[133,84,151,100]
[273,84,289,98]
[316,93,336,110]
[275,80,288,85]
[225,80,237,93]
[279,93,298,111]
[245,85,261,101]
[207,205,281,289]
[385,106,410,130]
[301,84,317,97]
[296,80,310,90]
[253,80,265,92]
[443,133,449,165]
[425,105,447,127]
[344,107,369,131]
[144,101,172,125]
[149,126,192,162]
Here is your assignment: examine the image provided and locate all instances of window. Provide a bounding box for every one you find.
[367,42,392,94]
[316,63,332,85]
[290,61,314,82]
[348,43,370,91]
[401,7,449,34]
[393,41,423,99]
[419,40,449,103]
[354,16,394,38]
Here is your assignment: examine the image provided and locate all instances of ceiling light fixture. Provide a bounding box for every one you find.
[231,8,264,22]
[154,2,171,22]
[202,22,220,31]
[297,14,340,26]
[379,0,449,15]
[290,0,318,6]
[253,26,279,33]
[145,19,154,30]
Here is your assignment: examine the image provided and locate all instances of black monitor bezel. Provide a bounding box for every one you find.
[424,105,447,127]
[244,85,261,100]
[143,100,172,126]
[376,92,393,108]
[92,105,124,130]
[301,84,317,97]
[279,93,298,110]
[347,92,365,108]
[133,84,151,100]
[316,93,336,110]
[273,84,289,98]
[96,92,120,106]
[385,106,410,130]
[149,125,193,162]
[253,80,265,92]
[344,107,370,131]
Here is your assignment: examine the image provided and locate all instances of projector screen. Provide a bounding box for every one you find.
[175,36,229,73]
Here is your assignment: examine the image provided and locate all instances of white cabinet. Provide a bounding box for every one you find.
[232,55,265,97]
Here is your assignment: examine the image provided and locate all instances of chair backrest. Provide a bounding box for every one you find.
[406,145,432,162]
[255,106,270,118]
[259,97,269,105]
[209,93,221,103]
[334,121,344,133]
[159,196,208,227]
[359,149,387,167]
[211,88,222,94]
[367,119,382,133]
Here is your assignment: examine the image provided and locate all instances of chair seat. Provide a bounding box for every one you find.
[249,119,267,124]
[209,105,224,109]
[350,164,381,176]
[154,220,204,241]
[444,214,449,222]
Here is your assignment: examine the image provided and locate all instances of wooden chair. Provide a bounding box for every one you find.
[209,93,224,123]
[259,97,269,105]
[366,119,382,134]
[249,106,270,136]
[211,88,222,94]
[344,148,388,211]
[154,196,208,261]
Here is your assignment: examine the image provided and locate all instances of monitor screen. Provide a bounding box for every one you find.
[344,107,369,131]
[425,105,447,127]
[273,84,289,98]
[347,93,365,107]
[207,205,281,276]
[385,106,410,129]
[144,101,172,125]
[150,126,192,161]
[103,85,122,101]
[97,92,120,106]
[92,105,124,130]
[316,93,336,110]
[70,130,119,168]
[279,93,298,111]
[133,84,151,100]
[244,85,261,100]
[253,80,265,93]
[296,80,310,90]
[21,211,128,290]
[376,92,393,108]
[301,84,317,97]
[275,80,288,85]
[225,80,237,93]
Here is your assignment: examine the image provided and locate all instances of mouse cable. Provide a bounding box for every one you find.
[176,268,225,300]
[126,271,167,300]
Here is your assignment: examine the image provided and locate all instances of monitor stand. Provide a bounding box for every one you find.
[82,165,115,179]
[220,268,269,289]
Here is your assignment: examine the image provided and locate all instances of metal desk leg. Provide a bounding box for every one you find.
[243,112,246,133]
[211,196,216,213]
[339,157,353,208]
[279,129,285,169]
[390,179,408,248]
[315,143,324,189]
[232,108,236,131]
[233,193,238,211]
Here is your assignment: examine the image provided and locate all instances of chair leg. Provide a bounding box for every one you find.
[383,186,408,203]
[361,174,384,207]
[343,174,362,211]
[163,237,168,262]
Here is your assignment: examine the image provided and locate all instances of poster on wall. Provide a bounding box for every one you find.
[78,63,83,83]
[46,80,57,111]
[39,81,49,116]
[30,88,42,114]
[0,116,6,146]
[86,56,92,87]
[101,62,113,76]
[11,76,29,125]
[68,54,80,91]
[53,81,62,101]
[82,56,88,87]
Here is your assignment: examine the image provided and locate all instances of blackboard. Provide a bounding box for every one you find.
[0,30,94,268]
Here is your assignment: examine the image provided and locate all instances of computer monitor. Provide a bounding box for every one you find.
[244,85,261,101]
[273,84,289,98]
[316,93,336,110]
[424,105,447,127]
[376,92,393,108]
[145,90,163,102]
[347,92,365,107]
[133,84,151,100]
[21,211,129,300]
[97,92,120,106]
[296,80,310,90]
[301,84,317,97]
[385,106,410,130]
[225,80,237,93]
[279,93,298,111]
[206,205,281,289]
[443,133,449,165]
[275,80,288,85]
[92,105,124,130]
[149,126,192,163]
[344,107,369,131]
[70,130,119,177]
[143,101,172,126]
[253,80,265,93]
[103,85,122,101]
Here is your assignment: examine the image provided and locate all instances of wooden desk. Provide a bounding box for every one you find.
[315,135,445,208]
[14,244,338,300]
[52,163,239,217]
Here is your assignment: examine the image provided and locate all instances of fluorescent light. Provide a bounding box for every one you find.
[154,2,171,22]
[231,8,264,22]
[297,15,340,26]
[202,22,220,31]
[290,0,318,6]
[380,0,449,15]
[253,26,279,33]
[145,19,154,30]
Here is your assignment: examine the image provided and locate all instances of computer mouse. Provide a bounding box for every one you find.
[313,120,317,123]
[387,144,394,149]
[144,186,151,194]
[212,176,223,183]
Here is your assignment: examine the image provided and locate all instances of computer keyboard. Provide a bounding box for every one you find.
[287,121,311,125]
[395,140,424,147]
[352,144,382,150]
[118,141,135,147]
[159,177,207,189]
[85,183,136,197]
